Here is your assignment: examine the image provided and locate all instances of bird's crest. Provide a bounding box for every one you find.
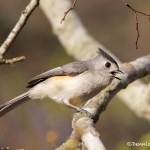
[98,48,118,67]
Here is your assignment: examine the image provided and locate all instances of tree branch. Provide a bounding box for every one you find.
[83,55,150,121]
[0,56,26,65]
[122,0,150,49]
[57,114,106,150]
[56,131,81,150]
[61,0,78,24]
[72,115,106,150]
[0,0,40,65]
[40,0,150,122]
[56,55,150,149]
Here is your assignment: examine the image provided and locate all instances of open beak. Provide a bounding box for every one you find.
[110,70,124,80]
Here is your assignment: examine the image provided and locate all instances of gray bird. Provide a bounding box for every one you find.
[0,48,123,117]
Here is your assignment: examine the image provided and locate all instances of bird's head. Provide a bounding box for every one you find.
[94,48,124,81]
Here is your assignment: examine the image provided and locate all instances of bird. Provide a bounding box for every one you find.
[0,48,123,117]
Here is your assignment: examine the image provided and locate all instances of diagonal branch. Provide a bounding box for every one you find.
[57,115,106,150]
[57,55,150,149]
[0,56,26,65]
[0,0,40,65]
[40,0,150,122]
[60,0,78,23]
[83,55,150,121]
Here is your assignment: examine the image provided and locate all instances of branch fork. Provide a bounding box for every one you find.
[0,0,40,65]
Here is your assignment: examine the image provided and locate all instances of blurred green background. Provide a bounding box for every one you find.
[0,0,150,150]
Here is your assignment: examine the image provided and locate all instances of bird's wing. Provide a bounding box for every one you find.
[27,61,88,88]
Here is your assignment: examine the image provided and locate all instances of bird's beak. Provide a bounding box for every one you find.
[111,70,124,75]
[110,69,124,80]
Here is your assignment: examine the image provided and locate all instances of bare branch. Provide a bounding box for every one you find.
[83,55,150,121]
[52,55,150,150]
[40,0,150,121]
[122,0,150,49]
[135,13,139,49]
[122,0,150,17]
[40,0,120,61]
[57,114,106,150]
[56,132,81,150]
[56,55,150,149]
[72,115,106,150]
[0,0,40,65]
[0,56,26,65]
[60,0,78,23]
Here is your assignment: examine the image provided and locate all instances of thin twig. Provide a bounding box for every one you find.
[135,13,139,49]
[0,0,40,65]
[0,56,26,65]
[123,0,150,17]
[60,0,78,23]
[122,0,150,49]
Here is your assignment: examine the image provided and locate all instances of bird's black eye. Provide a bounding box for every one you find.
[105,62,111,68]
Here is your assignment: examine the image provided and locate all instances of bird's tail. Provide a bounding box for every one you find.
[0,92,30,117]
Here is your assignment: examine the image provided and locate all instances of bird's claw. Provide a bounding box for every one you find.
[73,108,94,119]
[78,108,94,118]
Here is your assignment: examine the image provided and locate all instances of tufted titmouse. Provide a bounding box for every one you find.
[0,48,123,117]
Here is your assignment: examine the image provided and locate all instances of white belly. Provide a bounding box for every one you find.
[29,72,108,103]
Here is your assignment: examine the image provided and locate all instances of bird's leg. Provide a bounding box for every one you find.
[64,100,92,117]
[64,100,81,111]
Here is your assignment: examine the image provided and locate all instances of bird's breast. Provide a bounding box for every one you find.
[29,73,107,103]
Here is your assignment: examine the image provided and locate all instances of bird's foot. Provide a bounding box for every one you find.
[77,108,94,118]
